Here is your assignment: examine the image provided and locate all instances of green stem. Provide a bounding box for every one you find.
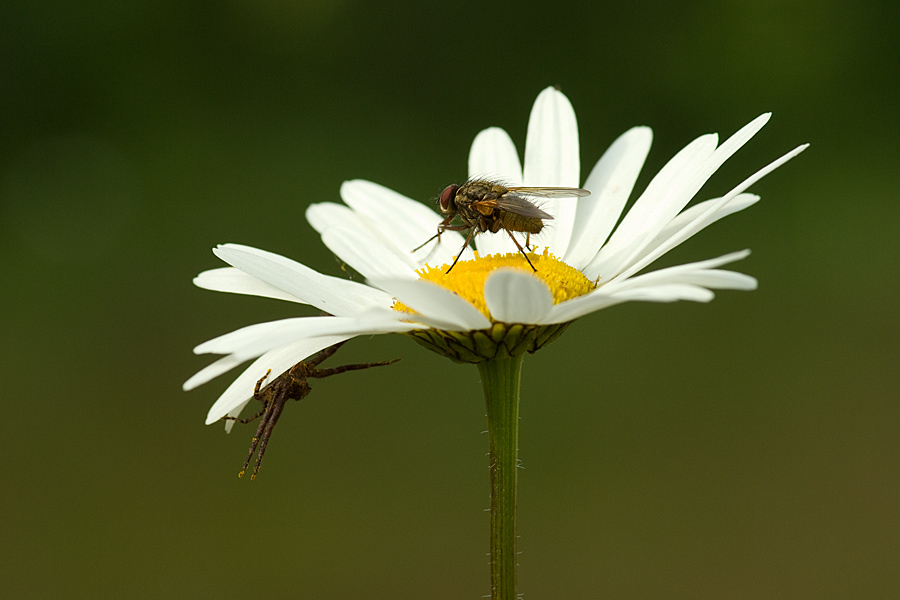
[477,354,524,600]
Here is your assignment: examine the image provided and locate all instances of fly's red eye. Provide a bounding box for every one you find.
[439,184,458,211]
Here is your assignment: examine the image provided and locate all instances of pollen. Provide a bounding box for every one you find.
[393,248,595,322]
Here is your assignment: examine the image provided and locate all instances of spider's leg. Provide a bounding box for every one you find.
[239,404,272,478]
[220,408,265,424]
[254,369,272,398]
[310,358,401,379]
[306,342,345,368]
[219,368,272,424]
[249,392,290,480]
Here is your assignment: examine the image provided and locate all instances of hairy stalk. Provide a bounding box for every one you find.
[477,354,524,600]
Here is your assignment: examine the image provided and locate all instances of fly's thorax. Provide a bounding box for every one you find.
[455,201,488,231]
[459,179,507,202]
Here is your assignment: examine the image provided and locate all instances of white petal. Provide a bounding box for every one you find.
[606,268,757,295]
[545,281,718,324]
[584,132,719,281]
[661,270,758,290]
[193,318,311,356]
[320,226,419,280]
[603,250,754,292]
[468,127,523,185]
[586,114,774,282]
[611,283,715,303]
[370,278,492,331]
[205,335,348,424]
[194,267,304,303]
[335,303,457,331]
[307,199,422,268]
[629,193,759,267]
[523,87,580,256]
[183,353,248,391]
[194,314,418,361]
[565,126,653,270]
[615,144,808,281]
[310,200,462,269]
[341,180,454,262]
[543,289,631,323]
[610,269,758,294]
[214,243,392,316]
[306,201,362,235]
[483,269,553,324]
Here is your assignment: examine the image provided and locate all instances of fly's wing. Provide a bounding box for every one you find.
[506,186,591,198]
[474,194,554,220]
[475,187,590,220]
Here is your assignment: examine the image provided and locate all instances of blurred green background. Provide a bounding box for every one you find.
[2,0,898,598]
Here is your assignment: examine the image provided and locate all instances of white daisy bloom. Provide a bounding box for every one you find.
[185,86,807,427]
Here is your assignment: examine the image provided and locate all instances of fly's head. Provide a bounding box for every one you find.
[438,184,459,218]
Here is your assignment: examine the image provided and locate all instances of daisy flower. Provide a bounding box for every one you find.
[184,86,805,598]
[185,86,805,424]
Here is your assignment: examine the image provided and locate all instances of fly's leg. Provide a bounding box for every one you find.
[412,218,469,261]
[505,229,537,272]
[412,230,443,253]
[412,214,457,253]
[446,227,477,274]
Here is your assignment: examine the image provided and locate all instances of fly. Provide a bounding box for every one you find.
[413,179,590,273]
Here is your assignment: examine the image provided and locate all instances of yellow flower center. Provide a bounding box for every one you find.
[394,248,595,322]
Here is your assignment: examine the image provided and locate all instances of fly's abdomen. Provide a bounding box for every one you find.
[500,211,544,234]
